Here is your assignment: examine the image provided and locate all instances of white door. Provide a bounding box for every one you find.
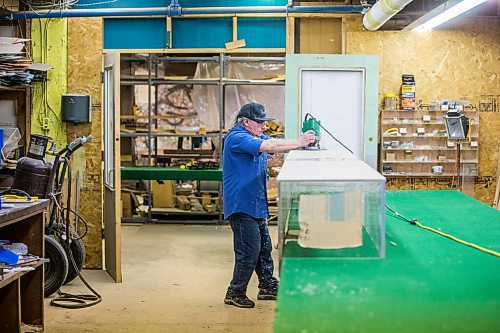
[300,69,365,158]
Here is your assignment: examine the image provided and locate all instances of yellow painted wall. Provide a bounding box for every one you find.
[31,19,67,148]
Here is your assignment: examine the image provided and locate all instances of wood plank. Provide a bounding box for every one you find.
[166,16,172,47]
[104,52,122,283]
[286,16,295,54]
[103,48,285,54]
[288,13,347,18]
[0,201,49,229]
[232,16,238,42]
[225,39,246,50]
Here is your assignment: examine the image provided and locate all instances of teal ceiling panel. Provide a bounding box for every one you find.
[238,17,285,48]
[172,18,232,48]
[104,19,167,49]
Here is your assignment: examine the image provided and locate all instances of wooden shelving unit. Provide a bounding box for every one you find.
[0,200,49,333]
[380,108,479,178]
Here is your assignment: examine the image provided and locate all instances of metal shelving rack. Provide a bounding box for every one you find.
[120,53,285,223]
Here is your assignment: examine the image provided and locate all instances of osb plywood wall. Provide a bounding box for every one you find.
[344,17,500,205]
[299,18,343,54]
[67,18,103,269]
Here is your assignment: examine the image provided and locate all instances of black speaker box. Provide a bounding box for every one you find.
[61,94,91,123]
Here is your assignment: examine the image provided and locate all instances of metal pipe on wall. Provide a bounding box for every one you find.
[2,5,370,20]
[363,0,414,31]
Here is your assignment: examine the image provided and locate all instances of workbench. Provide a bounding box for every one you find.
[0,200,49,333]
[274,190,499,333]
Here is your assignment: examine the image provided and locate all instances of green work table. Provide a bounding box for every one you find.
[121,167,222,181]
[274,190,500,333]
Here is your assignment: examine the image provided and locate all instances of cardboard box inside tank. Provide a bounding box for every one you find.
[277,150,386,258]
[298,191,363,249]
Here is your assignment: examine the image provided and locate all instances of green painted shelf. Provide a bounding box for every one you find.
[121,167,222,181]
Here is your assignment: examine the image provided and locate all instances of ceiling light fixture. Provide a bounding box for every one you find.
[406,0,489,32]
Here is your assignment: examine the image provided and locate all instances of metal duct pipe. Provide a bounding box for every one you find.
[363,0,414,31]
[2,5,370,20]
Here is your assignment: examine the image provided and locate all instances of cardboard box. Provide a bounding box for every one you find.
[386,152,396,161]
[404,150,413,160]
[298,192,363,249]
[152,180,175,208]
[176,195,191,210]
[401,74,416,110]
[121,191,133,217]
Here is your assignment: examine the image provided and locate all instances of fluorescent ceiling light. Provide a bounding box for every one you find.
[410,0,488,32]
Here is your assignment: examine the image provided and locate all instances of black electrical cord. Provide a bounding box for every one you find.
[61,207,89,240]
[304,113,355,154]
[384,204,416,225]
[49,158,102,309]
[46,206,88,241]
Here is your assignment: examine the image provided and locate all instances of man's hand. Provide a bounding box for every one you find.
[299,130,316,147]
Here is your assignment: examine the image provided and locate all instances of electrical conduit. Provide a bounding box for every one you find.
[3,5,370,20]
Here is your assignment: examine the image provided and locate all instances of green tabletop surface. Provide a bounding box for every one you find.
[274,190,500,333]
[121,167,222,181]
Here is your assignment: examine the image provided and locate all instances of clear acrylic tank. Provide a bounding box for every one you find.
[277,150,386,263]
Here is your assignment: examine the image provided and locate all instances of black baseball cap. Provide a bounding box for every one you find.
[237,102,275,123]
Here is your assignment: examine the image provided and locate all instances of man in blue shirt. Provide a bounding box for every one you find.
[223,102,316,308]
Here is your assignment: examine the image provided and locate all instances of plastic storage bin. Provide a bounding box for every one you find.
[277,150,386,262]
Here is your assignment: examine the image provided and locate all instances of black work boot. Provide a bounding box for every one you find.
[224,291,255,308]
[257,285,278,300]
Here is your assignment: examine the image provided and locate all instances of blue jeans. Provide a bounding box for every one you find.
[228,213,278,295]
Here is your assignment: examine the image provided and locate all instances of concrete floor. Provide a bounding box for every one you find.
[45,224,278,333]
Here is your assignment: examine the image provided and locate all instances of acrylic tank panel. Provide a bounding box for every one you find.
[277,150,386,263]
